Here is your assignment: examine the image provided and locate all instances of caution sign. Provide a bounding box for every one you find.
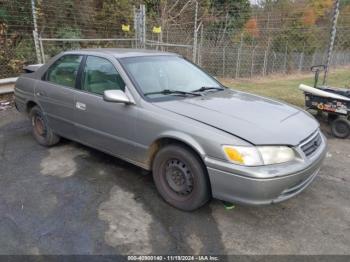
[152,26,161,34]
[122,24,130,32]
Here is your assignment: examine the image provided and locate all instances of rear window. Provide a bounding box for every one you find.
[45,55,82,88]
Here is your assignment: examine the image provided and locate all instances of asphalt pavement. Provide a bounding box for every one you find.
[0,107,349,255]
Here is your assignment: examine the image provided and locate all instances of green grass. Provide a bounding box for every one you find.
[220,67,350,107]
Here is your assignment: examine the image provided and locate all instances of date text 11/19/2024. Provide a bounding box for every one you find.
[127,255,220,261]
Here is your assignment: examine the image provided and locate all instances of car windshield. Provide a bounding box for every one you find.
[120,56,222,99]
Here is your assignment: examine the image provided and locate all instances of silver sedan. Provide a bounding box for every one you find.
[14,49,327,210]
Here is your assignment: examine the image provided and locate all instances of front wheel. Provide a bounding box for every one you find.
[29,106,60,146]
[152,144,211,211]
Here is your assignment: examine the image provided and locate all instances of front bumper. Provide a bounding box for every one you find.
[205,132,327,205]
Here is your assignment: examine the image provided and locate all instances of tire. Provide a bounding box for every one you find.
[331,117,350,139]
[29,106,60,146]
[152,144,211,211]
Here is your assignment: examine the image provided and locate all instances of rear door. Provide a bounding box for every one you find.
[73,55,139,163]
[35,54,83,139]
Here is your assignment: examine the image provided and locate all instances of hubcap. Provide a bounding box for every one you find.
[33,114,46,136]
[165,159,193,196]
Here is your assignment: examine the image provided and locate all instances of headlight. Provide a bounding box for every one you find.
[257,146,296,165]
[223,145,296,166]
[223,146,262,166]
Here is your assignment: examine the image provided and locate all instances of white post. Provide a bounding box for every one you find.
[133,6,138,48]
[324,0,340,84]
[31,0,42,63]
[141,4,146,48]
[39,36,45,63]
[192,0,198,62]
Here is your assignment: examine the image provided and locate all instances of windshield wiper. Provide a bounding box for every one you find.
[144,89,201,97]
[192,86,225,93]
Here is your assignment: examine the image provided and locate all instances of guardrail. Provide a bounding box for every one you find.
[0,77,17,95]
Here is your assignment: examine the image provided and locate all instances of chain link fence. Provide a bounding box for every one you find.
[1,0,350,79]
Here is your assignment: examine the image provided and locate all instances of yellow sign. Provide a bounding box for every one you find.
[122,24,130,32]
[152,26,161,34]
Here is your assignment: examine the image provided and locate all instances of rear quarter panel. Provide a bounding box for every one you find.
[14,75,38,113]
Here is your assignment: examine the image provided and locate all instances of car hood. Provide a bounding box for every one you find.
[155,89,319,146]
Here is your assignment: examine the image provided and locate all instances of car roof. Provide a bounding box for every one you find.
[63,48,179,58]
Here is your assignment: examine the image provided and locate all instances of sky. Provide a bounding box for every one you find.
[250,0,260,6]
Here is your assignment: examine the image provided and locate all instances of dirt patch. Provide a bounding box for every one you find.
[98,186,153,254]
[40,144,89,178]
[0,94,14,111]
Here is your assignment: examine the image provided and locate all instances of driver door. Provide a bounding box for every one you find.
[73,55,138,162]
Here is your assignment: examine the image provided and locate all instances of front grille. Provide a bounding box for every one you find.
[301,132,322,157]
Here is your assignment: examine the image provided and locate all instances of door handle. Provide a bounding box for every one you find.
[76,102,86,111]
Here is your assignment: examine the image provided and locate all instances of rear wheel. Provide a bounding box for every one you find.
[152,144,211,211]
[331,117,350,138]
[29,106,60,146]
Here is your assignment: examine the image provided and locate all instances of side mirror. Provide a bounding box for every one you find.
[103,90,131,104]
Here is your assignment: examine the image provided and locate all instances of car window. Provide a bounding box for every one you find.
[81,56,125,95]
[46,55,82,88]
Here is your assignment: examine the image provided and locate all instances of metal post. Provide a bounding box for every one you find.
[235,33,243,78]
[324,0,340,84]
[222,46,226,77]
[311,50,316,67]
[263,13,271,77]
[272,51,276,73]
[299,43,305,72]
[31,0,42,63]
[141,4,146,48]
[39,36,45,63]
[263,37,271,76]
[263,50,267,76]
[134,5,146,49]
[283,42,288,74]
[133,6,138,48]
[251,46,257,78]
[192,0,198,62]
[198,24,203,66]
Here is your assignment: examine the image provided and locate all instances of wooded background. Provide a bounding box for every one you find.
[1,0,350,78]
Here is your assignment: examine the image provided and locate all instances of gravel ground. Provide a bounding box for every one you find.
[0,107,349,255]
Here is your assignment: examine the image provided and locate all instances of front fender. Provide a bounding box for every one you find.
[156,130,206,157]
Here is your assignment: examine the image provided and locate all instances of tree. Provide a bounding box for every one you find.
[205,0,252,45]
[0,0,35,77]
[93,0,135,38]
[244,17,259,37]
